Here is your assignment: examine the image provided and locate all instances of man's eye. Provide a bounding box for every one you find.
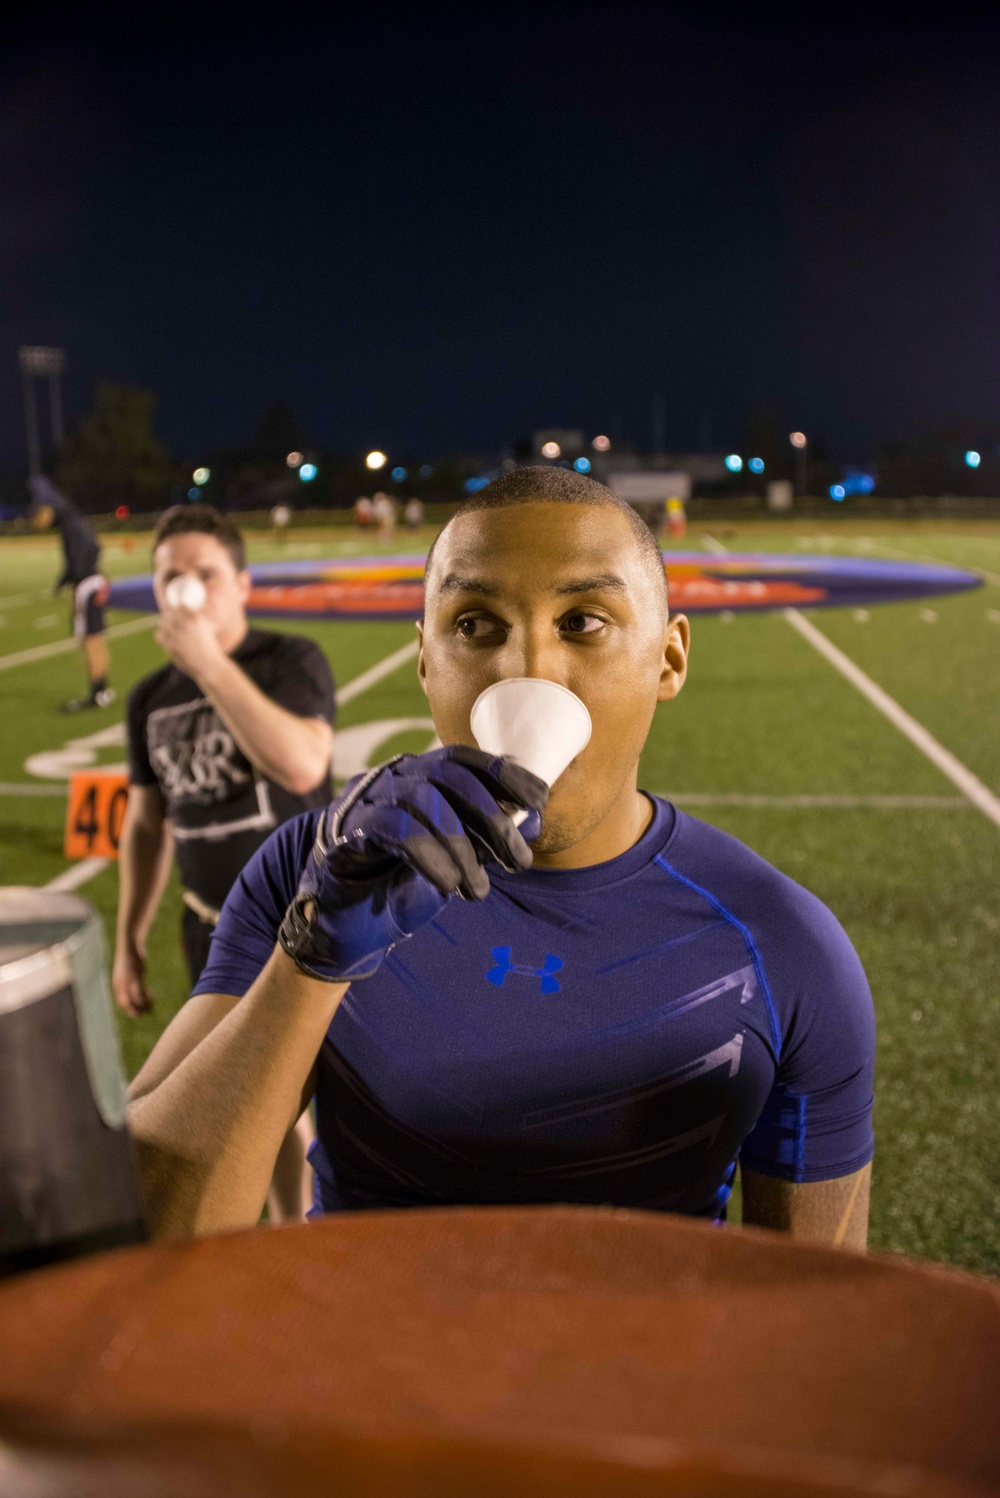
[561,612,604,635]
[456,616,500,639]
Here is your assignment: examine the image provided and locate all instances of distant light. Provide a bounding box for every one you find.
[391,466,407,481]
[724,454,743,472]
[573,457,591,473]
[188,487,201,500]
[748,457,765,474]
[286,451,303,469]
[789,431,807,449]
[592,434,611,452]
[830,484,846,501]
[419,464,433,477]
[965,450,981,468]
[299,463,318,481]
[464,476,490,493]
[192,466,210,485]
[366,450,387,470]
[541,441,561,459]
[115,504,130,521]
[842,469,876,496]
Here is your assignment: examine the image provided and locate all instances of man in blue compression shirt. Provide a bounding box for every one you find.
[129,466,875,1247]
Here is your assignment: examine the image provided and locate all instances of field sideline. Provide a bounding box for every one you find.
[1,518,997,1275]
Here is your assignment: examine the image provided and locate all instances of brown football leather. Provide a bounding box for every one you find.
[0,1206,996,1497]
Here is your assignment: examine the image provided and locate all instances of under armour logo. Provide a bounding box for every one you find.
[486,945,564,994]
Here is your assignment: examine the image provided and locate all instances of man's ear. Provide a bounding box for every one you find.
[657,613,690,702]
[415,620,428,698]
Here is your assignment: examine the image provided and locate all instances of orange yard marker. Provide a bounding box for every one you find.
[64,770,129,860]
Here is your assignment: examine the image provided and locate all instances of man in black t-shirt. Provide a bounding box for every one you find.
[114,505,335,1012]
[113,505,334,1221]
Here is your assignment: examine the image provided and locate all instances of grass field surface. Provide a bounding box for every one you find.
[1,518,997,1275]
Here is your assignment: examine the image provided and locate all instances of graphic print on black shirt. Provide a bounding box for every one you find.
[127,629,335,909]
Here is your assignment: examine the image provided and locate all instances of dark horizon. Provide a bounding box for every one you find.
[3,5,999,470]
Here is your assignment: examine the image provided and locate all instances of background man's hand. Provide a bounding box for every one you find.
[155,603,225,681]
[113,945,155,1017]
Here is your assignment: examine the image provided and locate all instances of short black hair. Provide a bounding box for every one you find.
[425,466,668,610]
[152,504,246,572]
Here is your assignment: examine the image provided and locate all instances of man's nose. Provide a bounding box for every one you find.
[501,621,566,685]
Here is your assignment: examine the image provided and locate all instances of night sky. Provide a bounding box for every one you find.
[3,5,999,468]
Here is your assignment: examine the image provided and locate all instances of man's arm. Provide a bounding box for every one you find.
[741,1163,871,1250]
[196,651,333,794]
[127,947,347,1240]
[155,609,332,794]
[128,747,546,1243]
[112,784,174,1016]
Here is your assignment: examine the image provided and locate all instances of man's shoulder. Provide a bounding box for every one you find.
[248,806,325,891]
[661,806,849,953]
[242,628,327,665]
[126,661,179,718]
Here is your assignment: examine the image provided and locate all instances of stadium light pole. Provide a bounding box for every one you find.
[18,346,66,476]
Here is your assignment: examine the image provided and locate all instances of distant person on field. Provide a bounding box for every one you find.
[112,504,336,1221]
[354,496,373,529]
[372,491,396,540]
[404,497,424,531]
[28,475,114,714]
[270,503,293,542]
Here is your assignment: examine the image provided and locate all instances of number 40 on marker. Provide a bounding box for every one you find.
[64,770,129,860]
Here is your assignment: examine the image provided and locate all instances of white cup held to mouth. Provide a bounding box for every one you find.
[470,677,592,826]
[164,575,207,612]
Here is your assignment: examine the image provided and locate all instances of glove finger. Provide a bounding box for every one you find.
[418,759,537,871]
[341,804,471,897]
[437,744,550,812]
[386,866,451,938]
[517,808,542,844]
[359,757,523,870]
[377,780,492,899]
[339,778,485,892]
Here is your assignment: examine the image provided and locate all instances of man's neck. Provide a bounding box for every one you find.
[531,787,654,871]
[217,618,249,657]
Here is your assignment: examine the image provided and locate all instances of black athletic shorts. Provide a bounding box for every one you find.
[182,905,216,989]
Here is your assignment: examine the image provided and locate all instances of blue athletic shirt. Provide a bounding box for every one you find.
[193,796,876,1221]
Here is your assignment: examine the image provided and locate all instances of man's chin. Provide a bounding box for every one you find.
[528,806,603,859]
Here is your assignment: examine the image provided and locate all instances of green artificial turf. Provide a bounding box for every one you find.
[1,518,997,1275]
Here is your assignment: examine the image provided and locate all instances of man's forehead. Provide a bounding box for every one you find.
[434,503,645,584]
[155,533,229,562]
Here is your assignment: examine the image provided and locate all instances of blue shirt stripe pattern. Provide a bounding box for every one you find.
[194,796,876,1221]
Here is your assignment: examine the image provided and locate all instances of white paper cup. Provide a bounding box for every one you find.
[470,678,592,825]
[165,575,207,612]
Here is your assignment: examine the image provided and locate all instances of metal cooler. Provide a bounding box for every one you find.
[0,888,145,1275]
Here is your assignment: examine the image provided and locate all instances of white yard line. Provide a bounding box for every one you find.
[0,589,49,608]
[43,857,110,892]
[700,533,1000,831]
[0,615,158,673]
[783,609,1000,831]
[1,782,967,810]
[663,793,968,809]
[0,782,66,796]
[851,537,1000,587]
[336,638,420,705]
[30,636,423,891]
